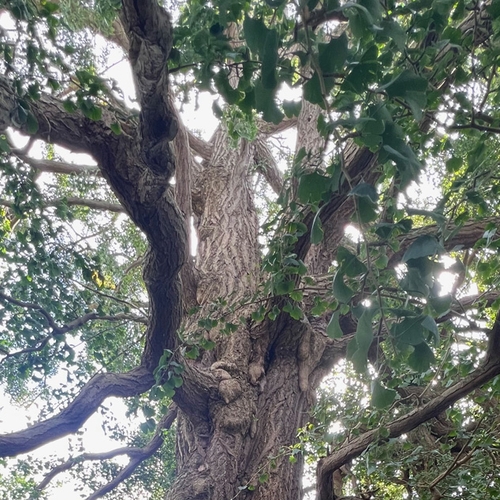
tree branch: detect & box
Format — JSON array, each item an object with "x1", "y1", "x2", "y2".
[
  {"x1": 316, "y1": 310, "x2": 500, "y2": 500},
  {"x1": 187, "y1": 130, "x2": 212, "y2": 161},
  {"x1": 0, "y1": 366, "x2": 155, "y2": 457},
  {"x1": 0, "y1": 75, "x2": 120, "y2": 158},
  {"x1": 253, "y1": 136, "x2": 284, "y2": 195},
  {"x1": 0, "y1": 197, "x2": 125, "y2": 213},
  {"x1": 384, "y1": 216, "x2": 500, "y2": 268},
  {"x1": 14, "y1": 154, "x2": 100, "y2": 176},
  {"x1": 36, "y1": 405, "x2": 177, "y2": 499},
  {"x1": 0, "y1": 290, "x2": 147, "y2": 361}
]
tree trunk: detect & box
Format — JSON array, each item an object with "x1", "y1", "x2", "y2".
[{"x1": 165, "y1": 122, "x2": 334, "y2": 500}]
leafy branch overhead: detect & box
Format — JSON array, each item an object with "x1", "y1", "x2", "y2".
[{"x1": 1, "y1": 0, "x2": 500, "y2": 499}]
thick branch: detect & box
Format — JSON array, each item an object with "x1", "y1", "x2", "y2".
[
  {"x1": 0, "y1": 197, "x2": 125, "y2": 213},
  {"x1": 0, "y1": 75, "x2": 119, "y2": 157},
  {"x1": 0, "y1": 366, "x2": 154, "y2": 457},
  {"x1": 188, "y1": 130, "x2": 212, "y2": 161},
  {"x1": 253, "y1": 136, "x2": 284, "y2": 195},
  {"x1": 316, "y1": 311, "x2": 500, "y2": 500},
  {"x1": 36, "y1": 405, "x2": 177, "y2": 500},
  {"x1": 387, "y1": 216, "x2": 500, "y2": 267},
  {"x1": 15, "y1": 154, "x2": 100, "y2": 176}
]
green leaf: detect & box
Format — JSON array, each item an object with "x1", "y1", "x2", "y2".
[
  {"x1": 342, "y1": 45, "x2": 379, "y2": 93},
  {"x1": 337, "y1": 246, "x2": 367, "y2": 277},
  {"x1": 243, "y1": 16, "x2": 267, "y2": 56},
  {"x1": 408, "y1": 342, "x2": 435, "y2": 372},
  {"x1": 349, "y1": 182, "x2": 378, "y2": 202},
  {"x1": 261, "y1": 29, "x2": 279, "y2": 89},
  {"x1": 406, "y1": 208, "x2": 446, "y2": 226},
  {"x1": 297, "y1": 172, "x2": 331, "y2": 204},
  {"x1": 403, "y1": 235, "x2": 444, "y2": 262},
  {"x1": 379, "y1": 69, "x2": 427, "y2": 97},
  {"x1": 355, "y1": 308, "x2": 374, "y2": 352},
  {"x1": 110, "y1": 122, "x2": 122, "y2": 135},
  {"x1": 275, "y1": 280, "x2": 295, "y2": 295},
  {"x1": 371, "y1": 380, "x2": 397, "y2": 409},
  {"x1": 377, "y1": 70, "x2": 427, "y2": 119},
  {"x1": 356, "y1": 197, "x2": 378, "y2": 223},
  {"x1": 283, "y1": 301, "x2": 303, "y2": 320},
  {"x1": 283, "y1": 100, "x2": 302, "y2": 118},
  {"x1": 446, "y1": 157, "x2": 462, "y2": 173},
  {"x1": 26, "y1": 112, "x2": 38, "y2": 134},
  {"x1": 378, "y1": 19, "x2": 406, "y2": 50},
  {"x1": 311, "y1": 211, "x2": 324, "y2": 244},
  {"x1": 333, "y1": 271, "x2": 354, "y2": 303},
  {"x1": 185, "y1": 346, "x2": 200, "y2": 359},
  {"x1": 349, "y1": 308, "x2": 374, "y2": 372},
  {"x1": 429, "y1": 295, "x2": 452, "y2": 317},
  {"x1": 318, "y1": 33, "x2": 349, "y2": 74},
  {"x1": 400, "y1": 266, "x2": 430, "y2": 297},
  {"x1": 255, "y1": 82, "x2": 283, "y2": 124},
  {"x1": 327, "y1": 311, "x2": 343, "y2": 338},
  {"x1": 421, "y1": 315, "x2": 439, "y2": 345},
  {"x1": 214, "y1": 70, "x2": 244, "y2": 104},
  {"x1": 393, "y1": 316, "x2": 425, "y2": 346},
  {"x1": 0, "y1": 135, "x2": 11, "y2": 153},
  {"x1": 304, "y1": 72, "x2": 335, "y2": 106}
]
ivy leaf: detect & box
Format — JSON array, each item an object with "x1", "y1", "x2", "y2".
[
  {"x1": 349, "y1": 308, "x2": 374, "y2": 372},
  {"x1": 275, "y1": 280, "x2": 295, "y2": 295},
  {"x1": 337, "y1": 246, "x2": 367, "y2": 277},
  {"x1": 261, "y1": 29, "x2": 279, "y2": 89},
  {"x1": 378, "y1": 19, "x2": 406, "y2": 50},
  {"x1": 400, "y1": 267, "x2": 430, "y2": 297},
  {"x1": 421, "y1": 315, "x2": 439, "y2": 345},
  {"x1": 243, "y1": 16, "x2": 267, "y2": 56},
  {"x1": 371, "y1": 380, "x2": 397, "y2": 409},
  {"x1": 446, "y1": 157, "x2": 462, "y2": 172},
  {"x1": 377, "y1": 70, "x2": 427, "y2": 119},
  {"x1": 26, "y1": 112, "x2": 39, "y2": 134},
  {"x1": 342, "y1": 45, "x2": 379, "y2": 93},
  {"x1": 283, "y1": 301, "x2": 303, "y2": 320},
  {"x1": 304, "y1": 72, "x2": 335, "y2": 106},
  {"x1": 378, "y1": 69, "x2": 427, "y2": 97},
  {"x1": 429, "y1": 294, "x2": 452, "y2": 317},
  {"x1": 333, "y1": 271, "x2": 354, "y2": 303},
  {"x1": 356, "y1": 197, "x2": 378, "y2": 223},
  {"x1": 0, "y1": 135, "x2": 10, "y2": 153},
  {"x1": 403, "y1": 235, "x2": 444, "y2": 262},
  {"x1": 255, "y1": 82, "x2": 283, "y2": 124},
  {"x1": 297, "y1": 172, "x2": 331, "y2": 204},
  {"x1": 110, "y1": 122, "x2": 122, "y2": 135},
  {"x1": 327, "y1": 311, "x2": 343, "y2": 338},
  {"x1": 349, "y1": 182, "x2": 378, "y2": 202},
  {"x1": 214, "y1": 70, "x2": 244, "y2": 104},
  {"x1": 283, "y1": 100, "x2": 302, "y2": 118},
  {"x1": 318, "y1": 33, "x2": 349, "y2": 74},
  {"x1": 356, "y1": 308, "x2": 374, "y2": 352},
  {"x1": 311, "y1": 211, "x2": 324, "y2": 244},
  {"x1": 408, "y1": 342, "x2": 435, "y2": 372},
  {"x1": 406, "y1": 208, "x2": 446, "y2": 226},
  {"x1": 393, "y1": 316, "x2": 425, "y2": 346}
]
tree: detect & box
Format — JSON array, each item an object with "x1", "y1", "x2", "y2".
[{"x1": 1, "y1": 0, "x2": 500, "y2": 498}]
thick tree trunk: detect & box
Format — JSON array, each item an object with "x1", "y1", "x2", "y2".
[{"x1": 165, "y1": 123, "x2": 332, "y2": 500}]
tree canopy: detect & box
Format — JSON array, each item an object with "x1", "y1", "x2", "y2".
[{"x1": 1, "y1": 0, "x2": 500, "y2": 499}]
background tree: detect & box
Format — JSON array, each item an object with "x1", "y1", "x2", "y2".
[{"x1": 1, "y1": 0, "x2": 500, "y2": 499}]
